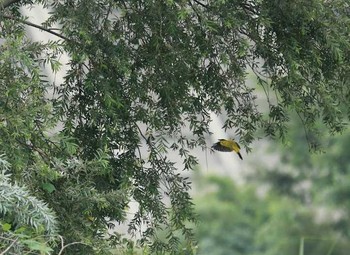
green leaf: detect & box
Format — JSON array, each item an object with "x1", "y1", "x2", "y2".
[
  {"x1": 22, "y1": 239, "x2": 53, "y2": 253},
  {"x1": 41, "y1": 182, "x2": 56, "y2": 193},
  {"x1": 2, "y1": 223, "x2": 11, "y2": 231}
]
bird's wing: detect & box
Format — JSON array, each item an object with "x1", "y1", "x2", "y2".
[
  {"x1": 212, "y1": 142, "x2": 232, "y2": 152},
  {"x1": 219, "y1": 139, "x2": 241, "y2": 149}
]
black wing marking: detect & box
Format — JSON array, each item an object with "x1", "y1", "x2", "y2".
[
  {"x1": 212, "y1": 142, "x2": 232, "y2": 152},
  {"x1": 236, "y1": 142, "x2": 241, "y2": 149}
]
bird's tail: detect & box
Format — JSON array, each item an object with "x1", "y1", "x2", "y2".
[{"x1": 237, "y1": 152, "x2": 243, "y2": 160}]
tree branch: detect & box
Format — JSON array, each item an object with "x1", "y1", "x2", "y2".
[
  {"x1": 192, "y1": 0, "x2": 208, "y2": 9},
  {"x1": 15, "y1": 137, "x2": 66, "y2": 173},
  {"x1": 2, "y1": 14, "x2": 71, "y2": 41},
  {"x1": 57, "y1": 235, "x2": 89, "y2": 255},
  {"x1": 0, "y1": 237, "x2": 18, "y2": 255},
  {"x1": 0, "y1": 0, "x2": 21, "y2": 9},
  {"x1": 188, "y1": 0, "x2": 203, "y2": 23}
]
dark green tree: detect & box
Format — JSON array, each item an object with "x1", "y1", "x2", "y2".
[
  {"x1": 1, "y1": 0, "x2": 349, "y2": 253},
  {"x1": 194, "y1": 174, "x2": 350, "y2": 255},
  {"x1": 245, "y1": 116, "x2": 350, "y2": 254}
]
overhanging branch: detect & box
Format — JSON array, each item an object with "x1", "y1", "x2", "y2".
[{"x1": 2, "y1": 14, "x2": 71, "y2": 41}]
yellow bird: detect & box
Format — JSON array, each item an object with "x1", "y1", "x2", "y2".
[{"x1": 212, "y1": 139, "x2": 243, "y2": 160}]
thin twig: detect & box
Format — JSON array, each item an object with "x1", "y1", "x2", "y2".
[
  {"x1": 59, "y1": 241, "x2": 88, "y2": 255},
  {"x1": 0, "y1": 236, "x2": 17, "y2": 242},
  {"x1": 192, "y1": 0, "x2": 208, "y2": 8},
  {"x1": 295, "y1": 109, "x2": 313, "y2": 151},
  {"x1": 135, "y1": 124, "x2": 172, "y2": 191},
  {"x1": 101, "y1": 2, "x2": 113, "y2": 31},
  {"x1": 188, "y1": 0, "x2": 202, "y2": 24}
]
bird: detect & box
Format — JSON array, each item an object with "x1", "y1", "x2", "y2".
[{"x1": 212, "y1": 139, "x2": 243, "y2": 160}]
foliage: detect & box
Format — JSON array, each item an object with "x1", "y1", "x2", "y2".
[
  {"x1": 0, "y1": 0, "x2": 349, "y2": 253},
  {"x1": 0, "y1": 169, "x2": 57, "y2": 236},
  {"x1": 0, "y1": 157, "x2": 56, "y2": 254}
]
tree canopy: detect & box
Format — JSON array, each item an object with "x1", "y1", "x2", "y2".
[{"x1": 0, "y1": 0, "x2": 349, "y2": 254}]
